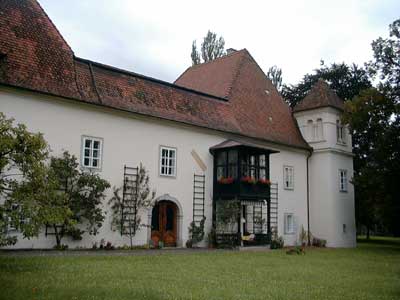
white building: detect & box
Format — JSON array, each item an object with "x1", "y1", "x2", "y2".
[{"x1": 0, "y1": 0, "x2": 355, "y2": 248}]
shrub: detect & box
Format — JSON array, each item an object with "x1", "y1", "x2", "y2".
[
  {"x1": 186, "y1": 239, "x2": 193, "y2": 248},
  {"x1": 53, "y1": 244, "x2": 68, "y2": 250},
  {"x1": 270, "y1": 236, "x2": 284, "y2": 249},
  {"x1": 286, "y1": 246, "x2": 305, "y2": 255},
  {"x1": 312, "y1": 237, "x2": 327, "y2": 247}
]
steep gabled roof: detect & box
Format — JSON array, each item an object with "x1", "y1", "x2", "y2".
[
  {"x1": 293, "y1": 79, "x2": 344, "y2": 112},
  {"x1": 175, "y1": 50, "x2": 309, "y2": 149},
  {"x1": 175, "y1": 50, "x2": 246, "y2": 99},
  {"x1": 0, "y1": 0, "x2": 310, "y2": 150}
]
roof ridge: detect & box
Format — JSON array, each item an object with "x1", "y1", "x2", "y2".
[{"x1": 184, "y1": 48, "x2": 246, "y2": 71}]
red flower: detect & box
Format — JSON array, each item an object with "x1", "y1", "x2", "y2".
[
  {"x1": 258, "y1": 178, "x2": 271, "y2": 185},
  {"x1": 241, "y1": 176, "x2": 256, "y2": 184},
  {"x1": 218, "y1": 177, "x2": 234, "y2": 184}
]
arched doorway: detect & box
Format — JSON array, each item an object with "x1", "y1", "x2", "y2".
[{"x1": 151, "y1": 200, "x2": 179, "y2": 247}]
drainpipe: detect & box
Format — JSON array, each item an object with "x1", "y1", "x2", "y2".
[{"x1": 306, "y1": 149, "x2": 313, "y2": 246}]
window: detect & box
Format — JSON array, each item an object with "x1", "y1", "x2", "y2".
[
  {"x1": 284, "y1": 213, "x2": 295, "y2": 234},
  {"x1": 336, "y1": 120, "x2": 346, "y2": 144},
  {"x1": 307, "y1": 120, "x2": 314, "y2": 141},
  {"x1": 82, "y1": 136, "x2": 102, "y2": 169},
  {"x1": 339, "y1": 169, "x2": 348, "y2": 192},
  {"x1": 316, "y1": 118, "x2": 323, "y2": 140},
  {"x1": 160, "y1": 146, "x2": 176, "y2": 177},
  {"x1": 283, "y1": 166, "x2": 294, "y2": 190}
]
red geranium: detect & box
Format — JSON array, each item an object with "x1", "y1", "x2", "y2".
[
  {"x1": 241, "y1": 176, "x2": 256, "y2": 184},
  {"x1": 258, "y1": 178, "x2": 271, "y2": 185},
  {"x1": 218, "y1": 177, "x2": 234, "y2": 184}
]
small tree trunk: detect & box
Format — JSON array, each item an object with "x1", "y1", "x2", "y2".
[{"x1": 54, "y1": 225, "x2": 61, "y2": 247}]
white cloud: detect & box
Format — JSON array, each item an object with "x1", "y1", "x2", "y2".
[{"x1": 39, "y1": 0, "x2": 399, "y2": 85}]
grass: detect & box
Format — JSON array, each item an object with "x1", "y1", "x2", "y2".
[{"x1": 0, "y1": 237, "x2": 399, "y2": 300}]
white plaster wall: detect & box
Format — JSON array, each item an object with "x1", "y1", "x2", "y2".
[
  {"x1": 294, "y1": 107, "x2": 356, "y2": 248},
  {"x1": 1, "y1": 87, "x2": 309, "y2": 248}
]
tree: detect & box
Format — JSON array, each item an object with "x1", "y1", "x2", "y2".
[
  {"x1": 281, "y1": 62, "x2": 372, "y2": 108},
  {"x1": 191, "y1": 30, "x2": 226, "y2": 65},
  {"x1": 342, "y1": 88, "x2": 399, "y2": 236},
  {"x1": 0, "y1": 113, "x2": 48, "y2": 246},
  {"x1": 191, "y1": 41, "x2": 201, "y2": 66},
  {"x1": 267, "y1": 65, "x2": 283, "y2": 91},
  {"x1": 43, "y1": 152, "x2": 110, "y2": 247},
  {"x1": 350, "y1": 18, "x2": 400, "y2": 237},
  {"x1": 109, "y1": 163, "x2": 155, "y2": 248},
  {"x1": 368, "y1": 19, "x2": 400, "y2": 104}
]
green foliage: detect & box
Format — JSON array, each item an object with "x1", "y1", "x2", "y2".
[
  {"x1": 216, "y1": 200, "x2": 239, "y2": 233},
  {"x1": 0, "y1": 112, "x2": 49, "y2": 246},
  {"x1": 191, "y1": 30, "x2": 226, "y2": 65},
  {"x1": 191, "y1": 41, "x2": 200, "y2": 66},
  {"x1": 108, "y1": 164, "x2": 155, "y2": 239},
  {"x1": 368, "y1": 19, "x2": 400, "y2": 104},
  {"x1": 270, "y1": 232, "x2": 284, "y2": 249},
  {"x1": 267, "y1": 65, "x2": 283, "y2": 91},
  {"x1": 41, "y1": 151, "x2": 110, "y2": 247},
  {"x1": 188, "y1": 216, "x2": 206, "y2": 246},
  {"x1": 342, "y1": 88, "x2": 400, "y2": 236},
  {"x1": 281, "y1": 62, "x2": 371, "y2": 107},
  {"x1": 312, "y1": 237, "x2": 327, "y2": 247}
]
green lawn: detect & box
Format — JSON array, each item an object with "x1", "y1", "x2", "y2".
[{"x1": 0, "y1": 238, "x2": 399, "y2": 300}]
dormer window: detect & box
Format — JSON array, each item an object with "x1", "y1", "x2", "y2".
[{"x1": 336, "y1": 120, "x2": 346, "y2": 144}]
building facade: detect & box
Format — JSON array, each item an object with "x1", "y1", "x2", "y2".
[{"x1": 0, "y1": 0, "x2": 355, "y2": 248}]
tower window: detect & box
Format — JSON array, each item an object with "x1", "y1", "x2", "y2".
[{"x1": 336, "y1": 120, "x2": 346, "y2": 144}]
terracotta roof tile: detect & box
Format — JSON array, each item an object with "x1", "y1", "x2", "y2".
[
  {"x1": 293, "y1": 79, "x2": 344, "y2": 112},
  {"x1": 0, "y1": 0, "x2": 310, "y2": 150}
]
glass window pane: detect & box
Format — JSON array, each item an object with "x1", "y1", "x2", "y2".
[
  {"x1": 260, "y1": 168, "x2": 266, "y2": 180},
  {"x1": 259, "y1": 155, "x2": 266, "y2": 167},
  {"x1": 84, "y1": 149, "x2": 90, "y2": 157},
  {"x1": 84, "y1": 158, "x2": 90, "y2": 166},
  {"x1": 217, "y1": 166, "x2": 225, "y2": 179},
  {"x1": 85, "y1": 139, "x2": 92, "y2": 148},
  {"x1": 93, "y1": 150, "x2": 98, "y2": 158},
  {"x1": 93, "y1": 140, "x2": 100, "y2": 149},
  {"x1": 217, "y1": 151, "x2": 227, "y2": 165},
  {"x1": 92, "y1": 159, "x2": 98, "y2": 167},
  {"x1": 228, "y1": 165, "x2": 237, "y2": 179},
  {"x1": 228, "y1": 150, "x2": 237, "y2": 164},
  {"x1": 170, "y1": 150, "x2": 175, "y2": 159}
]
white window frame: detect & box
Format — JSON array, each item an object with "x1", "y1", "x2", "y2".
[
  {"x1": 336, "y1": 120, "x2": 346, "y2": 144},
  {"x1": 339, "y1": 169, "x2": 348, "y2": 192},
  {"x1": 283, "y1": 165, "x2": 294, "y2": 190},
  {"x1": 284, "y1": 213, "x2": 295, "y2": 234},
  {"x1": 159, "y1": 146, "x2": 177, "y2": 177},
  {"x1": 81, "y1": 136, "x2": 103, "y2": 170}
]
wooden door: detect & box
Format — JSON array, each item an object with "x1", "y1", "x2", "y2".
[{"x1": 151, "y1": 201, "x2": 177, "y2": 247}]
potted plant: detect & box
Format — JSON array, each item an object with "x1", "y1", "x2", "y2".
[
  {"x1": 257, "y1": 178, "x2": 271, "y2": 186},
  {"x1": 240, "y1": 176, "x2": 256, "y2": 184}
]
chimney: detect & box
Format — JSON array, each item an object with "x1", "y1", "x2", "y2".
[{"x1": 226, "y1": 48, "x2": 237, "y2": 55}]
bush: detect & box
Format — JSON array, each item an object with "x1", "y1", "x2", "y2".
[
  {"x1": 53, "y1": 244, "x2": 68, "y2": 250},
  {"x1": 312, "y1": 237, "x2": 327, "y2": 247},
  {"x1": 186, "y1": 239, "x2": 193, "y2": 248},
  {"x1": 270, "y1": 236, "x2": 284, "y2": 249},
  {"x1": 286, "y1": 246, "x2": 305, "y2": 255}
]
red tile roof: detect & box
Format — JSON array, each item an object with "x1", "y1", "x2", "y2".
[
  {"x1": 0, "y1": 0, "x2": 310, "y2": 150},
  {"x1": 293, "y1": 79, "x2": 344, "y2": 112}
]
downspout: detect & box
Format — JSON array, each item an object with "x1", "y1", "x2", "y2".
[{"x1": 306, "y1": 149, "x2": 313, "y2": 246}]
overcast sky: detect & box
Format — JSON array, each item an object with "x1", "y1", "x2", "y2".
[{"x1": 39, "y1": 0, "x2": 399, "y2": 85}]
